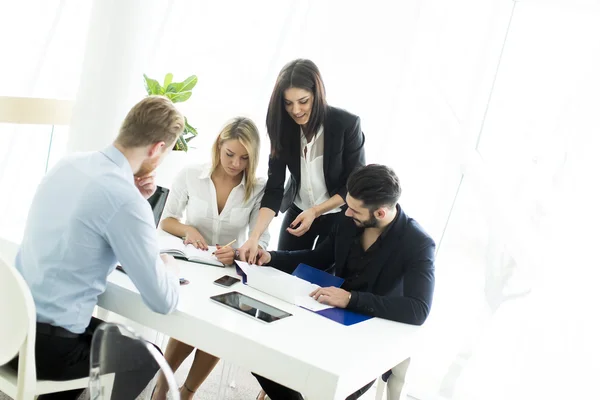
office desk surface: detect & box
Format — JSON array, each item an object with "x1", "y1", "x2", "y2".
[{"x1": 97, "y1": 260, "x2": 418, "y2": 399}]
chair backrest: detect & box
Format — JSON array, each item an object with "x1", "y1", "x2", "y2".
[
  {"x1": 0, "y1": 238, "x2": 36, "y2": 366},
  {"x1": 147, "y1": 185, "x2": 170, "y2": 228},
  {"x1": 89, "y1": 322, "x2": 180, "y2": 400}
]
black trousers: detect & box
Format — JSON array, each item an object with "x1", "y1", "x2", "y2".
[
  {"x1": 278, "y1": 204, "x2": 342, "y2": 251},
  {"x1": 8, "y1": 317, "x2": 159, "y2": 400},
  {"x1": 254, "y1": 373, "x2": 375, "y2": 400}
]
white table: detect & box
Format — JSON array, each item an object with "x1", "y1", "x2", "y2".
[{"x1": 97, "y1": 260, "x2": 419, "y2": 399}]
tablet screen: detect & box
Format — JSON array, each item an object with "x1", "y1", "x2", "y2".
[{"x1": 210, "y1": 291, "x2": 292, "y2": 323}]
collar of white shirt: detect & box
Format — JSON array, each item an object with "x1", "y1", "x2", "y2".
[
  {"x1": 300, "y1": 125, "x2": 324, "y2": 146},
  {"x1": 197, "y1": 164, "x2": 247, "y2": 187},
  {"x1": 100, "y1": 145, "x2": 135, "y2": 184}
]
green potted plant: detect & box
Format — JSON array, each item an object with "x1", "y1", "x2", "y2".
[{"x1": 143, "y1": 73, "x2": 198, "y2": 151}]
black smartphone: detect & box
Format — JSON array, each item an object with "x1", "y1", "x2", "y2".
[{"x1": 214, "y1": 275, "x2": 241, "y2": 288}]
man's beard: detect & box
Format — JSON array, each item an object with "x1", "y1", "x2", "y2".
[
  {"x1": 353, "y1": 212, "x2": 378, "y2": 228},
  {"x1": 135, "y1": 159, "x2": 157, "y2": 178}
]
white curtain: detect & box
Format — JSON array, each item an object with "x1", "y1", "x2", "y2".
[
  {"x1": 1, "y1": 0, "x2": 598, "y2": 399},
  {"x1": 0, "y1": 0, "x2": 92, "y2": 241}
]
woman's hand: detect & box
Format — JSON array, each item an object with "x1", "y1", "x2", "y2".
[
  {"x1": 286, "y1": 207, "x2": 318, "y2": 237},
  {"x1": 213, "y1": 245, "x2": 235, "y2": 265},
  {"x1": 183, "y1": 227, "x2": 209, "y2": 250},
  {"x1": 238, "y1": 237, "x2": 260, "y2": 264}
]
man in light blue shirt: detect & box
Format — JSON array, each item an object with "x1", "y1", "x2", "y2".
[{"x1": 9, "y1": 96, "x2": 183, "y2": 400}]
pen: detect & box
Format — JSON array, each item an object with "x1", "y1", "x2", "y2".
[
  {"x1": 212, "y1": 239, "x2": 237, "y2": 254},
  {"x1": 221, "y1": 239, "x2": 237, "y2": 248}
]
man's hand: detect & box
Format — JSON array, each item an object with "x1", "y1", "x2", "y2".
[
  {"x1": 309, "y1": 287, "x2": 351, "y2": 308},
  {"x1": 287, "y1": 207, "x2": 318, "y2": 237},
  {"x1": 255, "y1": 248, "x2": 272, "y2": 266},
  {"x1": 213, "y1": 245, "x2": 235, "y2": 265},
  {"x1": 160, "y1": 253, "x2": 180, "y2": 275},
  {"x1": 160, "y1": 253, "x2": 175, "y2": 264},
  {"x1": 135, "y1": 173, "x2": 157, "y2": 199},
  {"x1": 183, "y1": 227, "x2": 208, "y2": 250}
]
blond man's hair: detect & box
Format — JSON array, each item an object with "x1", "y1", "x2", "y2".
[
  {"x1": 116, "y1": 96, "x2": 185, "y2": 148},
  {"x1": 211, "y1": 117, "x2": 261, "y2": 202}
]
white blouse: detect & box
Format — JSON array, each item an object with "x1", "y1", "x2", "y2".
[
  {"x1": 161, "y1": 163, "x2": 270, "y2": 249},
  {"x1": 294, "y1": 126, "x2": 341, "y2": 214}
]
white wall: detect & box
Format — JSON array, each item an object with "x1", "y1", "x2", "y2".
[{"x1": 0, "y1": 1, "x2": 598, "y2": 399}]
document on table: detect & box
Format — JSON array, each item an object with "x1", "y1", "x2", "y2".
[{"x1": 236, "y1": 261, "x2": 332, "y2": 311}]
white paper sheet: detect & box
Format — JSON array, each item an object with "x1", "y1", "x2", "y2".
[{"x1": 235, "y1": 261, "x2": 333, "y2": 310}]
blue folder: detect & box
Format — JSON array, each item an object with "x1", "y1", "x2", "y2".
[
  {"x1": 292, "y1": 263, "x2": 344, "y2": 288},
  {"x1": 316, "y1": 307, "x2": 373, "y2": 326},
  {"x1": 234, "y1": 262, "x2": 373, "y2": 326},
  {"x1": 292, "y1": 263, "x2": 373, "y2": 326},
  {"x1": 234, "y1": 262, "x2": 247, "y2": 284}
]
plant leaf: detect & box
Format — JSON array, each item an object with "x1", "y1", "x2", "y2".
[
  {"x1": 174, "y1": 135, "x2": 188, "y2": 152},
  {"x1": 179, "y1": 75, "x2": 198, "y2": 92},
  {"x1": 163, "y1": 73, "x2": 173, "y2": 88},
  {"x1": 143, "y1": 74, "x2": 161, "y2": 95},
  {"x1": 170, "y1": 91, "x2": 192, "y2": 103},
  {"x1": 165, "y1": 83, "x2": 178, "y2": 93},
  {"x1": 165, "y1": 75, "x2": 197, "y2": 94},
  {"x1": 184, "y1": 118, "x2": 198, "y2": 136}
]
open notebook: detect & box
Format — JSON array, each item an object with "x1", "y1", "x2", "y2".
[{"x1": 158, "y1": 232, "x2": 224, "y2": 267}]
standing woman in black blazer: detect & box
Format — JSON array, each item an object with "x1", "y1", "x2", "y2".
[{"x1": 238, "y1": 59, "x2": 366, "y2": 263}]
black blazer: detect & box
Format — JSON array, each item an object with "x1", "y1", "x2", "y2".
[
  {"x1": 269, "y1": 205, "x2": 436, "y2": 325},
  {"x1": 261, "y1": 106, "x2": 366, "y2": 214}
]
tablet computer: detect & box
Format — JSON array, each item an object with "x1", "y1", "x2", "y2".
[{"x1": 210, "y1": 291, "x2": 292, "y2": 323}]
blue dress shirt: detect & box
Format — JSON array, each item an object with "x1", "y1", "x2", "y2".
[{"x1": 16, "y1": 145, "x2": 179, "y2": 333}]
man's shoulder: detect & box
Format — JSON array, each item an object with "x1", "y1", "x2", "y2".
[
  {"x1": 401, "y1": 215, "x2": 436, "y2": 255},
  {"x1": 80, "y1": 164, "x2": 141, "y2": 210}
]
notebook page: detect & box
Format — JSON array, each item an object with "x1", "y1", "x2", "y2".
[
  {"x1": 184, "y1": 245, "x2": 223, "y2": 266},
  {"x1": 158, "y1": 232, "x2": 186, "y2": 255}
]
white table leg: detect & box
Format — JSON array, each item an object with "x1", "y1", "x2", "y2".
[
  {"x1": 216, "y1": 361, "x2": 234, "y2": 400},
  {"x1": 387, "y1": 357, "x2": 411, "y2": 400}
]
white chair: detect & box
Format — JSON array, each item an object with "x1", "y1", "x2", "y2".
[{"x1": 0, "y1": 238, "x2": 88, "y2": 399}]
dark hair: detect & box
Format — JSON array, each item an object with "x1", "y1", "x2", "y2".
[
  {"x1": 266, "y1": 59, "x2": 328, "y2": 157},
  {"x1": 347, "y1": 164, "x2": 401, "y2": 210}
]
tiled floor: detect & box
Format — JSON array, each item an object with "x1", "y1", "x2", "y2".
[
  {"x1": 0, "y1": 355, "x2": 261, "y2": 399},
  {"x1": 1, "y1": 354, "x2": 387, "y2": 399}
]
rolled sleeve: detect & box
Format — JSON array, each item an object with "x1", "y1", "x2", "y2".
[{"x1": 105, "y1": 199, "x2": 179, "y2": 314}]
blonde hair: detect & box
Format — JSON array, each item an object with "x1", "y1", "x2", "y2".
[
  {"x1": 116, "y1": 96, "x2": 184, "y2": 148},
  {"x1": 211, "y1": 117, "x2": 261, "y2": 202}
]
